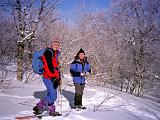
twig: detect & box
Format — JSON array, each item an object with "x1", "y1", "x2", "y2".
[{"x1": 93, "y1": 94, "x2": 117, "y2": 112}]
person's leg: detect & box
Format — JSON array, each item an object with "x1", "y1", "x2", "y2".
[
  {"x1": 33, "y1": 99, "x2": 47, "y2": 114},
  {"x1": 78, "y1": 84, "x2": 86, "y2": 109},
  {"x1": 42, "y1": 78, "x2": 57, "y2": 113},
  {"x1": 43, "y1": 77, "x2": 57, "y2": 104},
  {"x1": 79, "y1": 84, "x2": 85, "y2": 106},
  {"x1": 74, "y1": 84, "x2": 83, "y2": 107},
  {"x1": 33, "y1": 78, "x2": 52, "y2": 114}
]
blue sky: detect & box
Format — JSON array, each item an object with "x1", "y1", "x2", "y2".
[
  {"x1": 57, "y1": 0, "x2": 111, "y2": 24},
  {"x1": 0, "y1": 0, "x2": 111, "y2": 24}
]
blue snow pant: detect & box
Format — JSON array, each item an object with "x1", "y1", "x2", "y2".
[{"x1": 43, "y1": 77, "x2": 57, "y2": 105}]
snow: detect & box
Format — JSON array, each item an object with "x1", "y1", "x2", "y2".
[{"x1": 0, "y1": 71, "x2": 160, "y2": 120}]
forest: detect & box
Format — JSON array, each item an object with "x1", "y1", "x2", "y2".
[{"x1": 0, "y1": 0, "x2": 160, "y2": 101}]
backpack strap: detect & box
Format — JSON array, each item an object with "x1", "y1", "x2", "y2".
[{"x1": 45, "y1": 48, "x2": 54, "y2": 57}]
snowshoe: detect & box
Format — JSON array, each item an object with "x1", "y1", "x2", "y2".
[
  {"x1": 79, "y1": 105, "x2": 86, "y2": 109},
  {"x1": 72, "y1": 105, "x2": 81, "y2": 111},
  {"x1": 33, "y1": 106, "x2": 43, "y2": 115},
  {"x1": 49, "y1": 111, "x2": 62, "y2": 116}
]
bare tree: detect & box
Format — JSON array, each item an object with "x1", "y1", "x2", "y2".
[
  {"x1": 1, "y1": 0, "x2": 60, "y2": 81},
  {"x1": 99, "y1": 0, "x2": 160, "y2": 96}
]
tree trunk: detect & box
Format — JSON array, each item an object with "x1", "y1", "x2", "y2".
[
  {"x1": 16, "y1": 0, "x2": 25, "y2": 81},
  {"x1": 28, "y1": 40, "x2": 32, "y2": 64},
  {"x1": 17, "y1": 41, "x2": 24, "y2": 81}
]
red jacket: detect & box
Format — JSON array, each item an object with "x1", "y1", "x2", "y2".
[{"x1": 41, "y1": 48, "x2": 60, "y2": 80}]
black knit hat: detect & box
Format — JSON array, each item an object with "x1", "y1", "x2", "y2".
[
  {"x1": 75, "y1": 48, "x2": 85, "y2": 59},
  {"x1": 78, "y1": 48, "x2": 85, "y2": 55}
]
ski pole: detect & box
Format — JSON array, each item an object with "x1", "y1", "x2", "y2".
[{"x1": 60, "y1": 79, "x2": 62, "y2": 109}]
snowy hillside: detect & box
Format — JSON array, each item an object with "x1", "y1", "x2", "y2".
[{"x1": 0, "y1": 72, "x2": 160, "y2": 120}]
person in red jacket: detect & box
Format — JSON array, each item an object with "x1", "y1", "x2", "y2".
[{"x1": 33, "y1": 38, "x2": 61, "y2": 116}]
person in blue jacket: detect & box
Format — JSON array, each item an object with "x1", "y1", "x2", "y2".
[{"x1": 70, "y1": 48, "x2": 91, "y2": 109}]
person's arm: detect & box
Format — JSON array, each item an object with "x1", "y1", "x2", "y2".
[
  {"x1": 83, "y1": 61, "x2": 91, "y2": 77},
  {"x1": 86, "y1": 61, "x2": 91, "y2": 73},
  {"x1": 70, "y1": 63, "x2": 81, "y2": 77}
]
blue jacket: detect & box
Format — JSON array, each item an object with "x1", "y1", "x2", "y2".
[{"x1": 70, "y1": 58, "x2": 91, "y2": 84}]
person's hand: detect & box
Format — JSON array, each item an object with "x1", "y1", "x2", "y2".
[
  {"x1": 84, "y1": 72, "x2": 90, "y2": 76},
  {"x1": 80, "y1": 72, "x2": 85, "y2": 76},
  {"x1": 53, "y1": 80, "x2": 58, "y2": 89}
]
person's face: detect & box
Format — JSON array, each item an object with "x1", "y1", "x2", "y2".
[
  {"x1": 79, "y1": 53, "x2": 85, "y2": 60},
  {"x1": 51, "y1": 42, "x2": 60, "y2": 51}
]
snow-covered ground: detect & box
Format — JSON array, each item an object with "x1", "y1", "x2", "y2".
[{"x1": 0, "y1": 65, "x2": 160, "y2": 120}]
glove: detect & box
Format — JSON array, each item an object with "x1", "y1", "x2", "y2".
[
  {"x1": 51, "y1": 74, "x2": 61, "y2": 89},
  {"x1": 51, "y1": 79, "x2": 58, "y2": 89}
]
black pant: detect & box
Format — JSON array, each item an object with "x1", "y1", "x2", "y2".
[{"x1": 74, "y1": 83, "x2": 85, "y2": 106}]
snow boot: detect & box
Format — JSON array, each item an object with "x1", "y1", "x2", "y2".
[
  {"x1": 72, "y1": 105, "x2": 80, "y2": 111},
  {"x1": 33, "y1": 99, "x2": 47, "y2": 115},
  {"x1": 48, "y1": 104, "x2": 62, "y2": 116},
  {"x1": 79, "y1": 105, "x2": 86, "y2": 109},
  {"x1": 72, "y1": 105, "x2": 79, "y2": 109}
]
